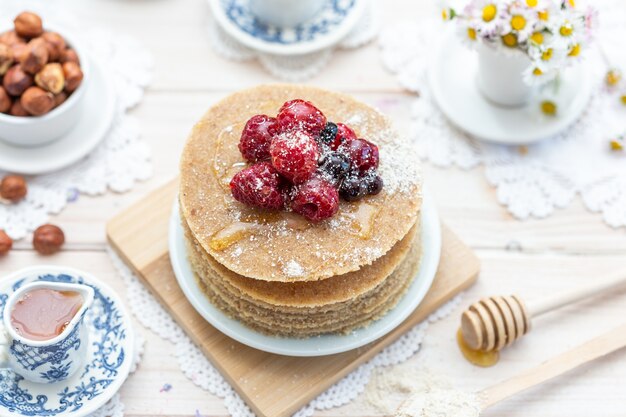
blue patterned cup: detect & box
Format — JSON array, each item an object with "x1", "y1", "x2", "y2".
[
  {"x1": 0, "y1": 281, "x2": 94, "y2": 384},
  {"x1": 249, "y1": 0, "x2": 325, "y2": 27}
]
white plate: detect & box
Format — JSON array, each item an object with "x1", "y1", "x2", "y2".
[
  {"x1": 0, "y1": 266, "x2": 134, "y2": 417},
  {"x1": 208, "y1": 0, "x2": 366, "y2": 56},
  {"x1": 169, "y1": 191, "x2": 441, "y2": 357},
  {"x1": 0, "y1": 59, "x2": 116, "y2": 175},
  {"x1": 428, "y1": 33, "x2": 593, "y2": 145}
]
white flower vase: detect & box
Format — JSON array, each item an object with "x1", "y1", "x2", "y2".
[{"x1": 476, "y1": 43, "x2": 534, "y2": 107}]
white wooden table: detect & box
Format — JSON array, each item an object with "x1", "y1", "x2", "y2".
[{"x1": 2, "y1": 0, "x2": 625, "y2": 415}]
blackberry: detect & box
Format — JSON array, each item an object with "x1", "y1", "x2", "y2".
[
  {"x1": 366, "y1": 174, "x2": 384, "y2": 195},
  {"x1": 318, "y1": 151, "x2": 351, "y2": 181},
  {"x1": 339, "y1": 175, "x2": 368, "y2": 202},
  {"x1": 318, "y1": 122, "x2": 340, "y2": 149}
]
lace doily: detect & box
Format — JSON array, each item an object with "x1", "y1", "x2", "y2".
[
  {"x1": 0, "y1": 3, "x2": 153, "y2": 240},
  {"x1": 108, "y1": 246, "x2": 462, "y2": 417},
  {"x1": 207, "y1": 1, "x2": 379, "y2": 81},
  {"x1": 379, "y1": 0, "x2": 626, "y2": 228}
]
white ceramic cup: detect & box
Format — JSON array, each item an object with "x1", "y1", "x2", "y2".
[
  {"x1": 0, "y1": 281, "x2": 94, "y2": 384},
  {"x1": 0, "y1": 23, "x2": 90, "y2": 147},
  {"x1": 476, "y1": 43, "x2": 534, "y2": 107},
  {"x1": 249, "y1": 0, "x2": 326, "y2": 27}
]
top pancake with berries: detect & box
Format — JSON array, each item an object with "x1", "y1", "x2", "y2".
[
  {"x1": 231, "y1": 99, "x2": 384, "y2": 223},
  {"x1": 179, "y1": 85, "x2": 422, "y2": 282}
]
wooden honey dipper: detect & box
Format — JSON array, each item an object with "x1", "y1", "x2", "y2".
[{"x1": 461, "y1": 268, "x2": 626, "y2": 352}]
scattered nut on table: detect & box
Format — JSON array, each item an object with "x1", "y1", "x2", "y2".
[
  {"x1": 0, "y1": 230, "x2": 12, "y2": 255},
  {"x1": 33, "y1": 224, "x2": 65, "y2": 255},
  {"x1": 0, "y1": 11, "x2": 84, "y2": 117},
  {"x1": 0, "y1": 174, "x2": 28, "y2": 202}
]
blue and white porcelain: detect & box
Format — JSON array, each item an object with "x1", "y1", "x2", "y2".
[
  {"x1": 1, "y1": 281, "x2": 95, "y2": 384},
  {"x1": 0, "y1": 266, "x2": 134, "y2": 417},
  {"x1": 249, "y1": 0, "x2": 325, "y2": 28},
  {"x1": 208, "y1": 0, "x2": 366, "y2": 55}
]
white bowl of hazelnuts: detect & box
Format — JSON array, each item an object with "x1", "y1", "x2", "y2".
[{"x1": 0, "y1": 12, "x2": 88, "y2": 147}]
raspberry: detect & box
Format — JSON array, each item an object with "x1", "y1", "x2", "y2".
[
  {"x1": 335, "y1": 123, "x2": 357, "y2": 145},
  {"x1": 270, "y1": 130, "x2": 320, "y2": 184},
  {"x1": 230, "y1": 162, "x2": 285, "y2": 210},
  {"x1": 239, "y1": 114, "x2": 279, "y2": 162},
  {"x1": 340, "y1": 138, "x2": 379, "y2": 172},
  {"x1": 277, "y1": 99, "x2": 327, "y2": 136},
  {"x1": 291, "y1": 176, "x2": 340, "y2": 222}
]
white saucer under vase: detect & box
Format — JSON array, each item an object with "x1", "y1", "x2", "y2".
[
  {"x1": 168, "y1": 190, "x2": 441, "y2": 357},
  {"x1": 0, "y1": 58, "x2": 116, "y2": 175},
  {"x1": 428, "y1": 33, "x2": 593, "y2": 145}
]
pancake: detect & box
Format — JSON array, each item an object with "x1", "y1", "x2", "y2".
[
  {"x1": 186, "y1": 221, "x2": 423, "y2": 337},
  {"x1": 179, "y1": 84, "x2": 422, "y2": 282}
]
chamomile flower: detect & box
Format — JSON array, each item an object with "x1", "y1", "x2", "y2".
[
  {"x1": 502, "y1": 5, "x2": 536, "y2": 42},
  {"x1": 470, "y1": 0, "x2": 505, "y2": 35},
  {"x1": 561, "y1": 0, "x2": 577, "y2": 10},
  {"x1": 528, "y1": 36, "x2": 566, "y2": 66},
  {"x1": 458, "y1": 20, "x2": 481, "y2": 46},
  {"x1": 553, "y1": 14, "x2": 584, "y2": 40},
  {"x1": 582, "y1": 6, "x2": 599, "y2": 41},
  {"x1": 564, "y1": 39, "x2": 586, "y2": 62},
  {"x1": 534, "y1": 1, "x2": 559, "y2": 30},
  {"x1": 523, "y1": 62, "x2": 557, "y2": 86},
  {"x1": 523, "y1": 0, "x2": 549, "y2": 9}
]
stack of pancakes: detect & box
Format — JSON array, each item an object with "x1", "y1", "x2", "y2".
[{"x1": 179, "y1": 85, "x2": 423, "y2": 337}]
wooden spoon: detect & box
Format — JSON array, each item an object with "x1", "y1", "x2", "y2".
[
  {"x1": 397, "y1": 323, "x2": 626, "y2": 417},
  {"x1": 461, "y1": 269, "x2": 626, "y2": 352},
  {"x1": 480, "y1": 322, "x2": 626, "y2": 409}
]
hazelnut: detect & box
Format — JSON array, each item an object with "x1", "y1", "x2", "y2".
[
  {"x1": 0, "y1": 87, "x2": 11, "y2": 113},
  {"x1": 14, "y1": 12, "x2": 43, "y2": 39},
  {"x1": 21, "y1": 86, "x2": 54, "y2": 116},
  {"x1": 53, "y1": 91, "x2": 68, "y2": 109},
  {"x1": 60, "y1": 48, "x2": 79, "y2": 65},
  {"x1": 10, "y1": 98, "x2": 30, "y2": 117},
  {"x1": 62, "y1": 61, "x2": 83, "y2": 92},
  {"x1": 0, "y1": 43, "x2": 13, "y2": 75},
  {"x1": 33, "y1": 224, "x2": 65, "y2": 255},
  {"x1": 41, "y1": 32, "x2": 66, "y2": 62},
  {"x1": 10, "y1": 42, "x2": 27, "y2": 62},
  {"x1": 19, "y1": 38, "x2": 49, "y2": 74},
  {"x1": 35, "y1": 63, "x2": 65, "y2": 94},
  {"x1": 2, "y1": 65, "x2": 33, "y2": 96},
  {"x1": 0, "y1": 175, "x2": 28, "y2": 202},
  {"x1": 0, "y1": 30, "x2": 25, "y2": 46},
  {"x1": 0, "y1": 230, "x2": 12, "y2": 256}
]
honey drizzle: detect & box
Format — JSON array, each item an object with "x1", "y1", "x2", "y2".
[{"x1": 456, "y1": 328, "x2": 500, "y2": 367}]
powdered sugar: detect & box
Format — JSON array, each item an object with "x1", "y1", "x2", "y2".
[
  {"x1": 396, "y1": 389, "x2": 480, "y2": 417},
  {"x1": 366, "y1": 366, "x2": 480, "y2": 417},
  {"x1": 283, "y1": 260, "x2": 305, "y2": 277}
]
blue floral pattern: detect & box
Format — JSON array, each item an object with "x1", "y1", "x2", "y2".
[
  {"x1": 0, "y1": 274, "x2": 132, "y2": 417},
  {"x1": 222, "y1": 0, "x2": 357, "y2": 44},
  {"x1": 10, "y1": 323, "x2": 81, "y2": 372}
]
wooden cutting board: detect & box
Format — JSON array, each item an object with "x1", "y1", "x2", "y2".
[{"x1": 107, "y1": 179, "x2": 480, "y2": 417}]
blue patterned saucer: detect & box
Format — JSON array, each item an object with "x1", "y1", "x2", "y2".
[
  {"x1": 208, "y1": 0, "x2": 366, "y2": 55},
  {"x1": 0, "y1": 267, "x2": 134, "y2": 417}
]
